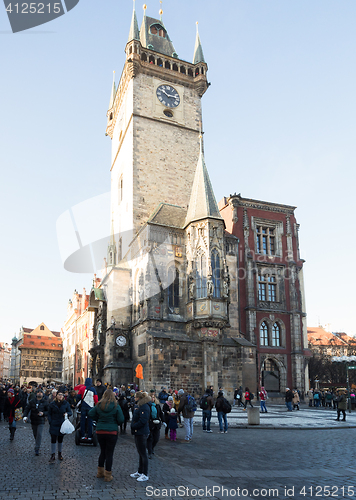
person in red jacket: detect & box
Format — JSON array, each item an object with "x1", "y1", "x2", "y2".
[
  {"x1": 4, "y1": 388, "x2": 22, "y2": 440},
  {"x1": 259, "y1": 387, "x2": 268, "y2": 413},
  {"x1": 243, "y1": 387, "x2": 254, "y2": 409}
]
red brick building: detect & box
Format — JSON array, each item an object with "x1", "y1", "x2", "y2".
[{"x1": 219, "y1": 194, "x2": 309, "y2": 394}]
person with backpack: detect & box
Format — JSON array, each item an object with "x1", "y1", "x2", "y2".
[
  {"x1": 243, "y1": 387, "x2": 254, "y2": 409},
  {"x1": 78, "y1": 378, "x2": 98, "y2": 440},
  {"x1": 177, "y1": 389, "x2": 196, "y2": 442},
  {"x1": 215, "y1": 391, "x2": 231, "y2": 433},
  {"x1": 200, "y1": 388, "x2": 214, "y2": 433},
  {"x1": 147, "y1": 393, "x2": 163, "y2": 458}
]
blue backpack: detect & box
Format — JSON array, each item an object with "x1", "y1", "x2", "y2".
[{"x1": 186, "y1": 395, "x2": 197, "y2": 412}]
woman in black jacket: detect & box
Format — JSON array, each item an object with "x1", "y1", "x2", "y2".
[
  {"x1": 47, "y1": 391, "x2": 72, "y2": 463},
  {"x1": 130, "y1": 391, "x2": 151, "y2": 482},
  {"x1": 118, "y1": 394, "x2": 130, "y2": 434}
]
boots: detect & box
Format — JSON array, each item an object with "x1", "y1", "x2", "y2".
[
  {"x1": 9, "y1": 427, "x2": 16, "y2": 441},
  {"x1": 97, "y1": 467, "x2": 105, "y2": 478},
  {"x1": 49, "y1": 453, "x2": 55, "y2": 464},
  {"x1": 58, "y1": 452, "x2": 63, "y2": 461},
  {"x1": 104, "y1": 470, "x2": 113, "y2": 482}
]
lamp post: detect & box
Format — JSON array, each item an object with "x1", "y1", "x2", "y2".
[{"x1": 331, "y1": 355, "x2": 356, "y2": 413}]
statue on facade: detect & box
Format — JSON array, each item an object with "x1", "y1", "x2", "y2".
[
  {"x1": 223, "y1": 279, "x2": 229, "y2": 298},
  {"x1": 188, "y1": 274, "x2": 195, "y2": 300},
  {"x1": 207, "y1": 278, "x2": 214, "y2": 298}
]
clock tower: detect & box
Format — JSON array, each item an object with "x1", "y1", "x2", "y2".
[{"x1": 106, "y1": 4, "x2": 209, "y2": 255}]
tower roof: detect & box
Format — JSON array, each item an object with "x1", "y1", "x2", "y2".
[
  {"x1": 193, "y1": 25, "x2": 205, "y2": 64},
  {"x1": 128, "y1": 2, "x2": 140, "y2": 43},
  {"x1": 140, "y1": 13, "x2": 177, "y2": 57},
  {"x1": 185, "y1": 139, "x2": 222, "y2": 227}
]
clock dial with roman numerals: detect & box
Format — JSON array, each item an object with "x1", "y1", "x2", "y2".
[{"x1": 156, "y1": 85, "x2": 180, "y2": 108}]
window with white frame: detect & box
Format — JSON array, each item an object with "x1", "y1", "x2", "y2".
[
  {"x1": 260, "y1": 322, "x2": 269, "y2": 346},
  {"x1": 272, "y1": 323, "x2": 281, "y2": 346},
  {"x1": 258, "y1": 271, "x2": 278, "y2": 302},
  {"x1": 256, "y1": 225, "x2": 275, "y2": 255}
]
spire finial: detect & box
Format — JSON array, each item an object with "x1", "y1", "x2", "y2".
[
  {"x1": 159, "y1": 0, "x2": 163, "y2": 21},
  {"x1": 143, "y1": 3, "x2": 147, "y2": 12}
]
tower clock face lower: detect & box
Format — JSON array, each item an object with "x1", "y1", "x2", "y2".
[
  {"x1": 156, "y1": 84, "x2": 180, "y2": 108},
  {"x1": 116, "y1": 335, "x2": 127, "y2": 347}
]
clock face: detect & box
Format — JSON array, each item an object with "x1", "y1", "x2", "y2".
[
  {"x1": 116, "y1": 335, "x2": 127, "y2": 347},
  {"x1": 156, "y1": 84, "x2": 180, "y2": 108}
]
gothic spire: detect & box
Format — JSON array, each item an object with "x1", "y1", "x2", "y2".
[
  {"x1": 184, "y1": 137, "x2": 222, "y2": 227},
  {"x1": 108, "y1": 71, "x2": 116, "y2": 109},
  {"x1": 107, "y1": 217, "x2": 117, "y2": 267},
  {"x1": 128, "y1": 0, "x2": 140, "y2": 43},
  {"x1": 193, "y1": 22, "x2": 205, "y2": 64}
]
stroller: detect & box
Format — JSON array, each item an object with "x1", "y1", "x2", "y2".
[{"x1": 74, "y1": 409, "x2": 97, "y2": 446}]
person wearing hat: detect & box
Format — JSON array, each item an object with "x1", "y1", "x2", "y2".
[
  {"x1": 285, "y1": 388, "x2": 294, "y2": 411},
  {"x1": 158, "y1": 387, "x2": 169, "y2": 405},
  {"x1": 162, "y1": 395, "x2": 174, "y2": 439},
  {"x1": 4, "y1": 388, "x2": 22, "y2": 440},
  {"x1": 23, "y1": 389, "x2": 49, "y2": 455},
  {"x1": 130, "y1": 391, "x2": 151, "y2": 482},
  {"x1": 96, "y1": 379, "x2": 106, "y2": 400},
  {"x1": 168, "y1": 407, "x2": 178, "y2": 441},
  {"x1": 336, "y1": 389, "x2": 347, "y2": 421},
  {"x1": 147, "y1": 393, "x2": 164, "y2": 457},
  {"x1": 177, "y1": 389, "x2": 195, "y2": 442}
]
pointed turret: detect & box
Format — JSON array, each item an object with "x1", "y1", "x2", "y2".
[
  {"x1": 128, "y1": 0, "x2": 139, "y2": 43},
  {"x1": 107, "y1": 218, "x2": 117, "y2": 267},
  {"x1": 193, "y1": 23, "x2": 205, "y2": 64},
  {"x1": 184, "y1": 138, "x2": 222, "y2": 227},
  {"x1": 108, "y1": 71, "x2": 116, "y2": 109}
]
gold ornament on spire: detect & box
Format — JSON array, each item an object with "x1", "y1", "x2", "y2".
[
  {"x1": 159, "y1": 0, "x2": 163, "y2": 19},
  {"x1": 143, "y1": 3, "x2": 147, "y2": 10}
]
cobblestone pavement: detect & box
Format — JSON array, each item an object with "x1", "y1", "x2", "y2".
[{"x1": 1, "y1": 407, "x2": 356, "y2": 500}]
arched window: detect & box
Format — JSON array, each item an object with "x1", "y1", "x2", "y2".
[
  {"x1": 211, "y1": 249, "x2": 221, "y2": 298},
  {"x1": 141, "y1": 53, "x2": 147, "y2": 62},
  {"x1": 188, "y1": 68, "x2": 193, "y2": 77},
  {"x1": 180, "y1": 66, "x2": 186, "y2": 74},
  {"x1": 196, "y1": 252, "x2": 207, "y2": 299},
  {"x1": 172, "y1": 63, "x2": 178, "y2": 72},
  {"x1": 157, "y1": 58, "x2": 163, "y2": 67},
  {"x1": 165, "y1": 61, "x2": 171, "y2": 69},
  {"x1": 260, "y1": 322, "x2": 269, "y2": 346},
  {"x1": 167, "y1": 267, "x2": 179, "y2": 310},
  {"x1": 272, "y1": 323, "x2": 281, "y2": 346},
  {"x1": 40, "y1": 325, "x2": 44, "y2": 330},
  {"x1": 149, "y1": 55, "x2": 155, "y2": 64}
]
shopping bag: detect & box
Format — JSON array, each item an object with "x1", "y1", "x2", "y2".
[
  {"x1": 60, "y1": 415, "x2": 75, "y2": 434},
  {"x1": 14, "y1": 407, "x2": 23, "y2": 421}
]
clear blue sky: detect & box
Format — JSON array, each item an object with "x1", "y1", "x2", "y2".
[{"x1": 1, "y1": 0, "x2": 355, "y2": 343}]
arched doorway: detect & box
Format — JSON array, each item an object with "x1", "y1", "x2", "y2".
[{"x1": 262, "y1": 358, "x2": 280, "y2": 392}]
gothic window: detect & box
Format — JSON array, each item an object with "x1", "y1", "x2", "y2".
[
  {"x1": 167, "y1": 266, "x2": 179, "y2": 310},
  {"x1": 157, "y1": 58, "x2": 163, "y2": 67},
  {"x1": 272, "y1": 323, "x2": 281, "y2": 347},
  {"x1": 150, "y1": 24, "x2": 166, "y2": 38},
  {"x1": 138, "y1": 343, "x2": 146, "y2": 356},
  {"x1": 256, "y1": 226, "x2": 275, "y2": 255},
  {"x1": 40, "y1": 326, "x2": 44, "y2": 330},
  {"x1": 165, "y1": 61, "x2": 171, "y2": 69},
  {"x1": 149, "y1": 55, "x2": 155, "y2": 64},
  {"x1": 211, "y1": 249, "x2": 221, "y2": 298},
  {"x1": 172, "y1": 63, "x2": 178, "y2": 72},
  {"x1": 196, "y1": 252, "x2": 207, "y2": 299},
  {"x1": 188, "y1": 68, "x2": 193, "y2": 77},
  {"x1": 180, "y1": 66, "x2": 186, "y2": 74},
  {"x1": 260, "y1": 322, "x2": 269, "y2": 346},
  {"x1": 141, "y1": 53, "x2": 147, "y2": 62},
  {"x1": 258, "y1": 271, "x2": 277, "y2": 302}
]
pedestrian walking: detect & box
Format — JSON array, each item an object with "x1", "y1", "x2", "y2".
[
  {"x1": 285, "y1": 388, "x2": 293, "y2": 411},
  {"x1": 336, "y1": 390, "x2": 347, "y2": 421},
  {"x1": 118, "y1": 393, "x2": 130, "y2": 434},
  {"x1": 147, "y1": 393, "x2": 163, "y2": 458},
  {"x1": 3, "y1": 388, "x2": 22, "y2": 440},
  {"x1": 77, "y1": 377, "x2": 98, "y2": 440},
  {"x1": 23, "y1": 389, "x2": 49, "y2": 455},
  {"x1": 199, "y1": 388, "x2": 214, "y2": 432},
  {"x1": 215, "y1": 391, "x2": 230, "y2": 433},
  {"x1": 47, "y1": 391, "x2": 72, "y2": 463},
  {"x1": 259, "y1": 387, "x2": 268, "y2": 413},
  {"x1": 177, "y1": 389, "x2": 196, "y2": 442},
  {"x1": 292, "y1": 389, "x2": 300, "y2": 410},
  {"x1": 162, "y1": 395, "x2": 174, "y2": 439},
  {"x1": 130, "y1": 391, "x2": 151, "y2": 482},
  {"x1": 88, "y1": 388, "x2": 124, "y2": 482},
  {"x1": 243, "y1": 387, "x2": 254, "y2": 409}
]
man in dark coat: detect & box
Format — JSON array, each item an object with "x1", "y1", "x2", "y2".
[
  {"x1": 130, "y1": 391, "x2": 151, "y2": 482},
  {"x1": 285, "y1": 388, "x2": 294, "y2": 411},
  {"x1": 24, "y1": 389, "x2": 49, "y2": 455}
]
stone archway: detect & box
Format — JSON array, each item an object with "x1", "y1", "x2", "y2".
[{"x1": 261, "y1": 356, "x2": 287, "y2": 394}]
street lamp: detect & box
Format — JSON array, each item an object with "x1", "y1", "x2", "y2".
[{"x1": 331, "y1": 355, "x2": 356, "y2": 413}]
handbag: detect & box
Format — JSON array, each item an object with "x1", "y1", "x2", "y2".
[
  {"x1": 60, "y1": 415, "x2": 75, "y2": 434},
  {"x1": 15, "y1": 407, "x2": 23, "y2": 421}
]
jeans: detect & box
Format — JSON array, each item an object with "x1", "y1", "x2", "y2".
[
  {"x1": 260, "y1": 401, "x2": 267, "y2": 412},
  {"x1": 217, "y1": 412, "x2": 228, "y2": 432},
  {"x1": 147, "y1": 426, "x2": 160, "y2": 454},
  {"x1": 184, "y1": 417, "x2": 194, "y2": 440},
  {"x1": 97, "y1": 433, "x2": 118, "y2": 471},
  {"x1": 135, "y1": 435, "x2": 148, "y2": 476},
  {"x1": 31, "y1": 423, "x2": 44, "y2": 452},
  {"x1": 80, "y1": 405, "x2": 93, "y2": 438},
  {"x1": 314, "y1": 399, "x2": 320, "y2": 407},
  {"x1": 286, "y1": 401, "x2": 293, "y2": 411},
  {"x1": 202, "y1": 410, "x2": 212, "y2": 431}
]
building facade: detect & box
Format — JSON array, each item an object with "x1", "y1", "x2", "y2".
[
  {"x1": 0, "y1": 342, "x2": 11, "y2": 381},
  {"x1": 220, "y1": 195, "x2": 309, "y2": 394},
  {"x1": 86, "y1": 6, "x2": 308, "y2": 398},
  {"x1": 61, "y1": 288, "x2": 95, "y2": 386},
  {"x1": 15, "y1": 324, "x2": 62, "y2": 386}
]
